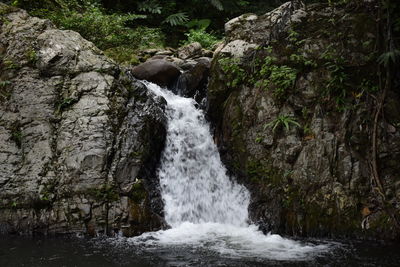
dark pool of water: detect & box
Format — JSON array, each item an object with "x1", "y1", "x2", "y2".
[{"x1": 0, "y1": 235, "x2": 399, "y2": 267}]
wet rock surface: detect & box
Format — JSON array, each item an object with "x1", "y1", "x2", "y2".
[
  {"x1": 131, "y1": 59, "x2": 180, "y2": 87},
  {"x1": 208, "y1": 1, "x2": 400, "y2": 240},
  {"x1": 0, "y1": 4, "x2": 166, "y2": 236},
  {"x1": 133, "y1": 43, "x2": 213, "y2": 104}
]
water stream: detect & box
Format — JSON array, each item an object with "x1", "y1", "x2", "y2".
[
  {"x1": 129, "y1": 81, "x2": 328, "y2": 260},
  {"x1": 2, "y1": 82, "x2": 400, "y2": 266}
]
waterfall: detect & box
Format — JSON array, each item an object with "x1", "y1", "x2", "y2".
[
  {"x1": 144, "y1": 81, "x2": 249, "y2": 227},
  {"x1": 128, "y1": 81, "x2": 329, "y2": 260}
]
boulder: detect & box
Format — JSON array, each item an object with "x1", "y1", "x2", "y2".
[
  {"x1": 177, "y1": 42, "x2": 203, "y2": 59},
  {"x1": 0, "y1": 4, "x2": 166, "y2": 236},
  {"x1": 207, "y1": 1, "x2": 400, "y2": 240},
  {"x1": 175, "y1": 62, "x2": 209, "y2": 101},
  {"x1": 131, "y1": 59, "x2": 181, "y2": 87}
]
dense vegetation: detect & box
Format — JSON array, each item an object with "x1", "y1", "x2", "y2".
[
  {"x1": 6, "y1": 0, "x2": 399, "y2": 67},
  {"x1": 5, "y1": 0, "x2": 281, "y2": 64}
]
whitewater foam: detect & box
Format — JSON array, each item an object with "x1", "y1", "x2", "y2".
[{"x1": 124, "y1": 81, "x2": 330, "y2": 260}]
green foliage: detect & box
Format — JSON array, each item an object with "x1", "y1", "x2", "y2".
[
  {"x1": 11, "y1": 0, "x2": 282, "y2": 55},
  {"x1": 289, "y1": 53, "x2": 317, "y2": 68},
  {"x1": 11, "y1": 201, "x2": 18, "y2": 208},
  {"x1": 20, "y1": 2, "x2": 164, "y2": 63},
  {"x1": 55, "y1": 97, "x2": 74, "y2": 113},
  {"x1": 104, "y1": 46, "x2": 140, "y2": 66},
  {"x1": 137, "y1": 0, "x2": 162, "y2": 14},
  {"x1": 164, "y1": 12, "x2": 189, "y2": 26},
  {"x1": 0, "y1": 80, "x2": 11, "y2": 87},
  {"x1": 46, "y1": 6, "x2": 153, "y2": 50},
  {"x1": 323, "y1": 60, "x2": 349, "y2": 110},
  {"x1": 3, "y1": 59, "x2": 20, "y2": 70},
  {"x1": 218, "y1": 57, "x2": 246, "y2": 87},
  {"x1": 255, "y1": 53, "x2": 297, "y2": 99},
  {"x1": 185, "y1": 19, "x2": 211, "y2": 30},
  {"x1": 377, "y1": 49, "x2": 400, "y2": 67},
  {"x1": 358, "y1": 79, "x2": 378, "y2": 94},
  {"x1": 183, "y1": 28, "x2": 220, "y2": 49},
  {"x1": 25, "y1": 48, "x2": 37, "y2": 65},
  {"x1": 268, "y1": 65, "x2": 297, "y2": 98},
  {"x1": 264, "y1": 115, "x2": 300, "y2": 132}
]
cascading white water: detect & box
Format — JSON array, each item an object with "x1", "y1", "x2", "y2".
[
  {"x1": 128, "y1": 81, "x2": 329, "y2": 260},
  {"x1": 145, "y1": 81, "x2": 249, "y2": 227}
]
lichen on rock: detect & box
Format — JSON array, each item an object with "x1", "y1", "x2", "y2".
[
  {"x1": 0, "y1": 3, "x2": 166, "y2": 236},
  {"x1": 208, "y1": 1, "x2": 400, "y2": 240}
]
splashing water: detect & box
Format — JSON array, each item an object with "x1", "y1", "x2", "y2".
[{"x1": 126, "y1": 81, "x2": 330, "y2": 260}]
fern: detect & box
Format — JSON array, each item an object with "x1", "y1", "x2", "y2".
[
  {"x1": 138, "y1": 0, "x2": 162, "y2": 14},
  {"x1": 264, "y1": 115, "x2": 300, "y2": 132},
  {"x1": 186, "y1": 19, "x2": 211, "y2": 29},
  {"x1": 164, "y1": 12, "x2": 189, "y2": 26}
]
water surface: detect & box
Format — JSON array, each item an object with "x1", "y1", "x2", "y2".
[{"x1": 1, "y1": 236, "x2": 399, "y2": 266}]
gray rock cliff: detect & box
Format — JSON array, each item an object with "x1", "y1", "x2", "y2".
[
  {"x1": 0, "y1": 4, "x2": 166, "y2": 236},
  {"x1": 208, "y1": 1, "x2": 400, "y2": 240}
]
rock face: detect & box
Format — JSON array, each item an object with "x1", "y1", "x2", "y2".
[
  {"x1": 177, "y1": 42, "x2": 203, "y2": 60},
  {"x1": 132, "y1": 46, "x2": 212, "y2": 106},
  {"x1": 131, "y1": 59, "x2": 181, "y2": 87},
  {"x1": 0, "y1": 4, "x2": 166, "y2": 236},
  {"x1": 208, "y1": 1, "x2": 400, "y2": 240},
  {"x1": 173, "y1": 58, "x2": 211, "y2": 104}
]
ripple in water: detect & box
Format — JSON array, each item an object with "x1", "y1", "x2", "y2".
[{"x1": 123, "y1": 81, "x2": 330, "y2": 260}]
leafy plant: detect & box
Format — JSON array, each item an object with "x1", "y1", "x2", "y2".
[
  {"x1": 48, "y1": 6, "x2": 151, "y2": 49},
  {"x1": 11, "y1": 201, "x2": 17, "y2": 208},
  {"x1": 3, "y1": 59, "x2": 20, "y2": 70},
  {"x1": 289, "y1": 53, "x2": 317, "y2": 68},
  {"x1": 183, "y1": 28, "x2": 220, "y2": 49},
  {"x1": 377, "y1": 49, "x2": 400, "y2": 67},
  {"x1": 268, "y1": 65, "x2": 297, "y2": 98},
  {"x1": 218, "y1": 57, "x2": 246, "y2": 87},
  {"x1": 26, "y1": 48, "x2": 38, "y2": 65},
  {"x1": 0, "y1": 80, "x2": 11, "y2": 87},
  {"x1": 164, "y1": 12, "x2": 189, "y2": 26},
  {"x1": 324, "y1": 61, "x2": 349, "y2": 110},
  {"x1": 264, "y1": 115, "x2": 300, "y2": 132},
  {"x1": 137, "y1": 0, "x2": 162, "y2": 14},
  {"x1": 55, "y1": 97, "x2": 74, "y2": 113},
  {"x1": 185, "y1": 19, "x2": 211, "y2": 30}
]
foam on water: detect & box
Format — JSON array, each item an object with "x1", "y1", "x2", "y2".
[{"x1": 126, "y1": 81, "x2": 329, "y2": 260}]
